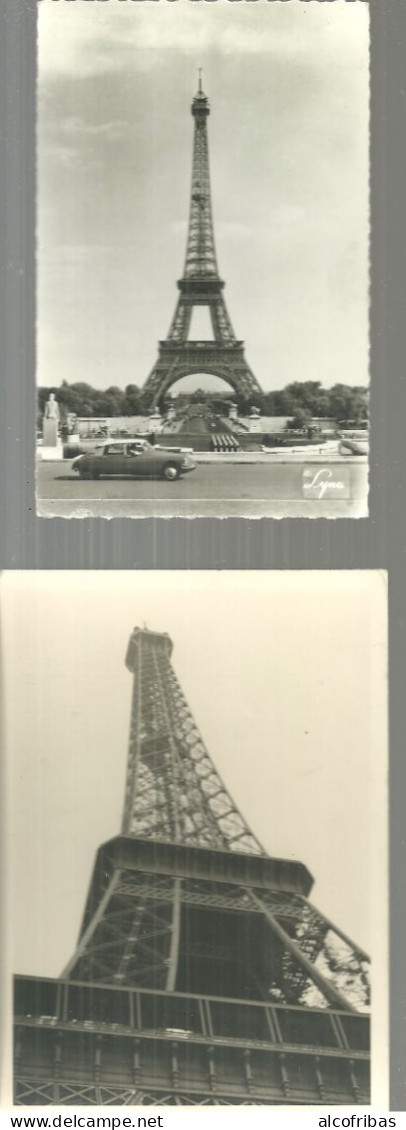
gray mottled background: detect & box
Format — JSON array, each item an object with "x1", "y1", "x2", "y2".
[{"x1": 0, "y1": 0, "x2": 405, "y2": 1111}]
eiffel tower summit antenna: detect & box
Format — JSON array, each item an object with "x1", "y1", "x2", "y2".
[
  {"x1": 14, "y1": 626, "x2": 371, "y2": 1106},
  {"x1": 141, "y1": 82, "x2": 264, "y2": 408}
]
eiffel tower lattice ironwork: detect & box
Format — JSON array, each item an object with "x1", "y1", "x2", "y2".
[
  {"x1": 14, "y1": 628, "x2": 371, "y2": 1107},
  {"x1": 142, "y1": 76, "x2": 264, "y2": 407}
]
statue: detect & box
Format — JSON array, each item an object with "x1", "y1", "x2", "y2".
[
  {"x1": 44, "y1": 393, "x2": 60, "y2": 420},
  {"x1": 42, "y1": 392, "x2": 60, "y2": 447}
]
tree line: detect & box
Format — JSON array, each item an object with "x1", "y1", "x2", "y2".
[{"x1": 38, "y1": 380, "x2": 368, "y2": 427}]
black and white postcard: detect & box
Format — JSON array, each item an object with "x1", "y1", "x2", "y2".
[{"x1": 36, "y1": 0, "x2": 370, "y2": 518}]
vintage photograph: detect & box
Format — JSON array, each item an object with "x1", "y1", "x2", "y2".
[
  {"x1": 3, "y1": 571, "x2": 387, "y2": 1107},
  {"x1": 36, "y1": 0, "x2": 370, "y2": 518}
]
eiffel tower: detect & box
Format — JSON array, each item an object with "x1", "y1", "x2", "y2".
[
  {"x1": 142, "y1": 76, "x2": 264, "y2": 408},
  {"x1": 14, "y1": 627, "x2": 370, "y2": 1106}
]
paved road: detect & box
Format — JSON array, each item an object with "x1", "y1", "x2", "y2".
[{"x1": 37, "y1": 460, "x2": 368, "y2": 518}]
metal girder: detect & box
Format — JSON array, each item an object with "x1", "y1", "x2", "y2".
[
  {"x1": 122, "y1": 628, "x2": 264, "y2": 854},
  {"x1": 142, "y1": 344, "x2": 263, "y2": 405},
  {"x1": 14, "y1": 1079, "x2": 365, "y2": 1107},
  {"x1": 141, "y1": 82, "x2": 263, "y2": 407},
  {"x1": 64, "y1": 871, "x2": 182, "y2": 989},
  {"x1": 14, "y1": 1029, "x2": 369, "y2": 1105},
  {"x1": 254, "y1": 890, "x2": 370, "y2": 1012},
  {"x1": 14, "y1": 1039, "x2": 369, "y2": 1106},
  {"x1": 14, "y1": 968, "x2": 370, "y2": 1107},
  {"x1": 60, "y1": 854, "x2": 370, "y2": 1016},
  {"x1": 184, "y1": 103, "x2": 218, "y2": 280},
  {"x1": 83, "y1": 626, "x2": 370, "y2": 1014}
]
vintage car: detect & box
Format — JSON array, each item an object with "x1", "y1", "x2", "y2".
[{"x1": 72, "y1": 440, "x2": 196, "y2": 481}]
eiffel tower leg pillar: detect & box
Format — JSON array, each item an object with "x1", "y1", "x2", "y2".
[
  {"x1": 63, "y1": 856, "x2": 183, "y2": 991},
  {"x1": 142, "y1": 358, "x2": 183, "y2": 409},
  {"x1": 142, "y1": 344, "x2": 264, "y2": 409},
  {"x1": 249, "y1": 891, "x2": 357, "y2": 1013},
  {"x1": 165, "y1": 877, "x2": 182, "y2": 991}
]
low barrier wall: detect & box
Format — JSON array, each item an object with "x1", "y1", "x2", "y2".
[{"x1": 64, "y1": 431, "x2": 334, "y2": 457}]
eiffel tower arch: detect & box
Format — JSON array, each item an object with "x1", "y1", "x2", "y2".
[
  {"x1": 142, "y1": 78, "x2": 263, "y2": 408},
  {"x1": 14, "y1": 627, "x2": 371, "y2": 1107}
]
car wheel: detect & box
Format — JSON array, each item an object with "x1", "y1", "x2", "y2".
[{"x1": 162, "y1": 463, "x2": 180, "y2": 481}]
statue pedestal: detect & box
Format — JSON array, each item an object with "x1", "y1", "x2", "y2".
[
  {"x1": 38, "y1": 438, "x2": 63, "y2": 461},
  {"x1": 43, "y1": 418, "x2": 58, "y2": 447}
]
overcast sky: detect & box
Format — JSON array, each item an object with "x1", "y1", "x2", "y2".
[
  {"x1": 37, "y1": 0, "x2": 369, "y2": 395},
  {"x1": 3, "y1": 571, "x2": 386, "y2": 981}
]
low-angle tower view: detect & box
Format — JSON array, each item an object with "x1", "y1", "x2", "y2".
[
  {"x1": 14, "y1": 627, "x2": 370, "y2": 1106},
  {"x1": 142, "y1": 76, "x2": 263, "y2": 408}
]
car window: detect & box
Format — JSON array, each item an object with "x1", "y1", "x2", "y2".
[
  {"x1": 127, "y1": 443, "x2": 147, "y2": 455},
  {"x1": 104, "y1": 445, "x2": 124, "y2": 456}
]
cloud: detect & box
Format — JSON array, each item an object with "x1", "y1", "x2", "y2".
[
  {"x1": 60, "y1": 116, "x2": 128, "y2": 141},
  {"x1": 52, "y1": 243, "x2": 113, "y2": 263},
  {"x1": 170, "y1": 219, "x2": 187, "y2": 237},
  {"x1": 38, "y1": 0, "x2": 369, "y2": 80},
  {"x1": 43, "y1": 143, "x2": 78, "y2": 167},
  {"x1": 217, "y1": 219, "x2": 268, "y2": 242}
]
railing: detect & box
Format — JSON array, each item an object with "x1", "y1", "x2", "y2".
[
  {"x1": 15, "y1": 976, "x2": 369, "y2": 1057},
  {"x1": 14, "y1": 977, "x2": 370, "y2": 1105}
]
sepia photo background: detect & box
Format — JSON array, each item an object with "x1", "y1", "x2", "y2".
[{"x1": 2, "y1": 571, "x2": 387, "y2": 1103}]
